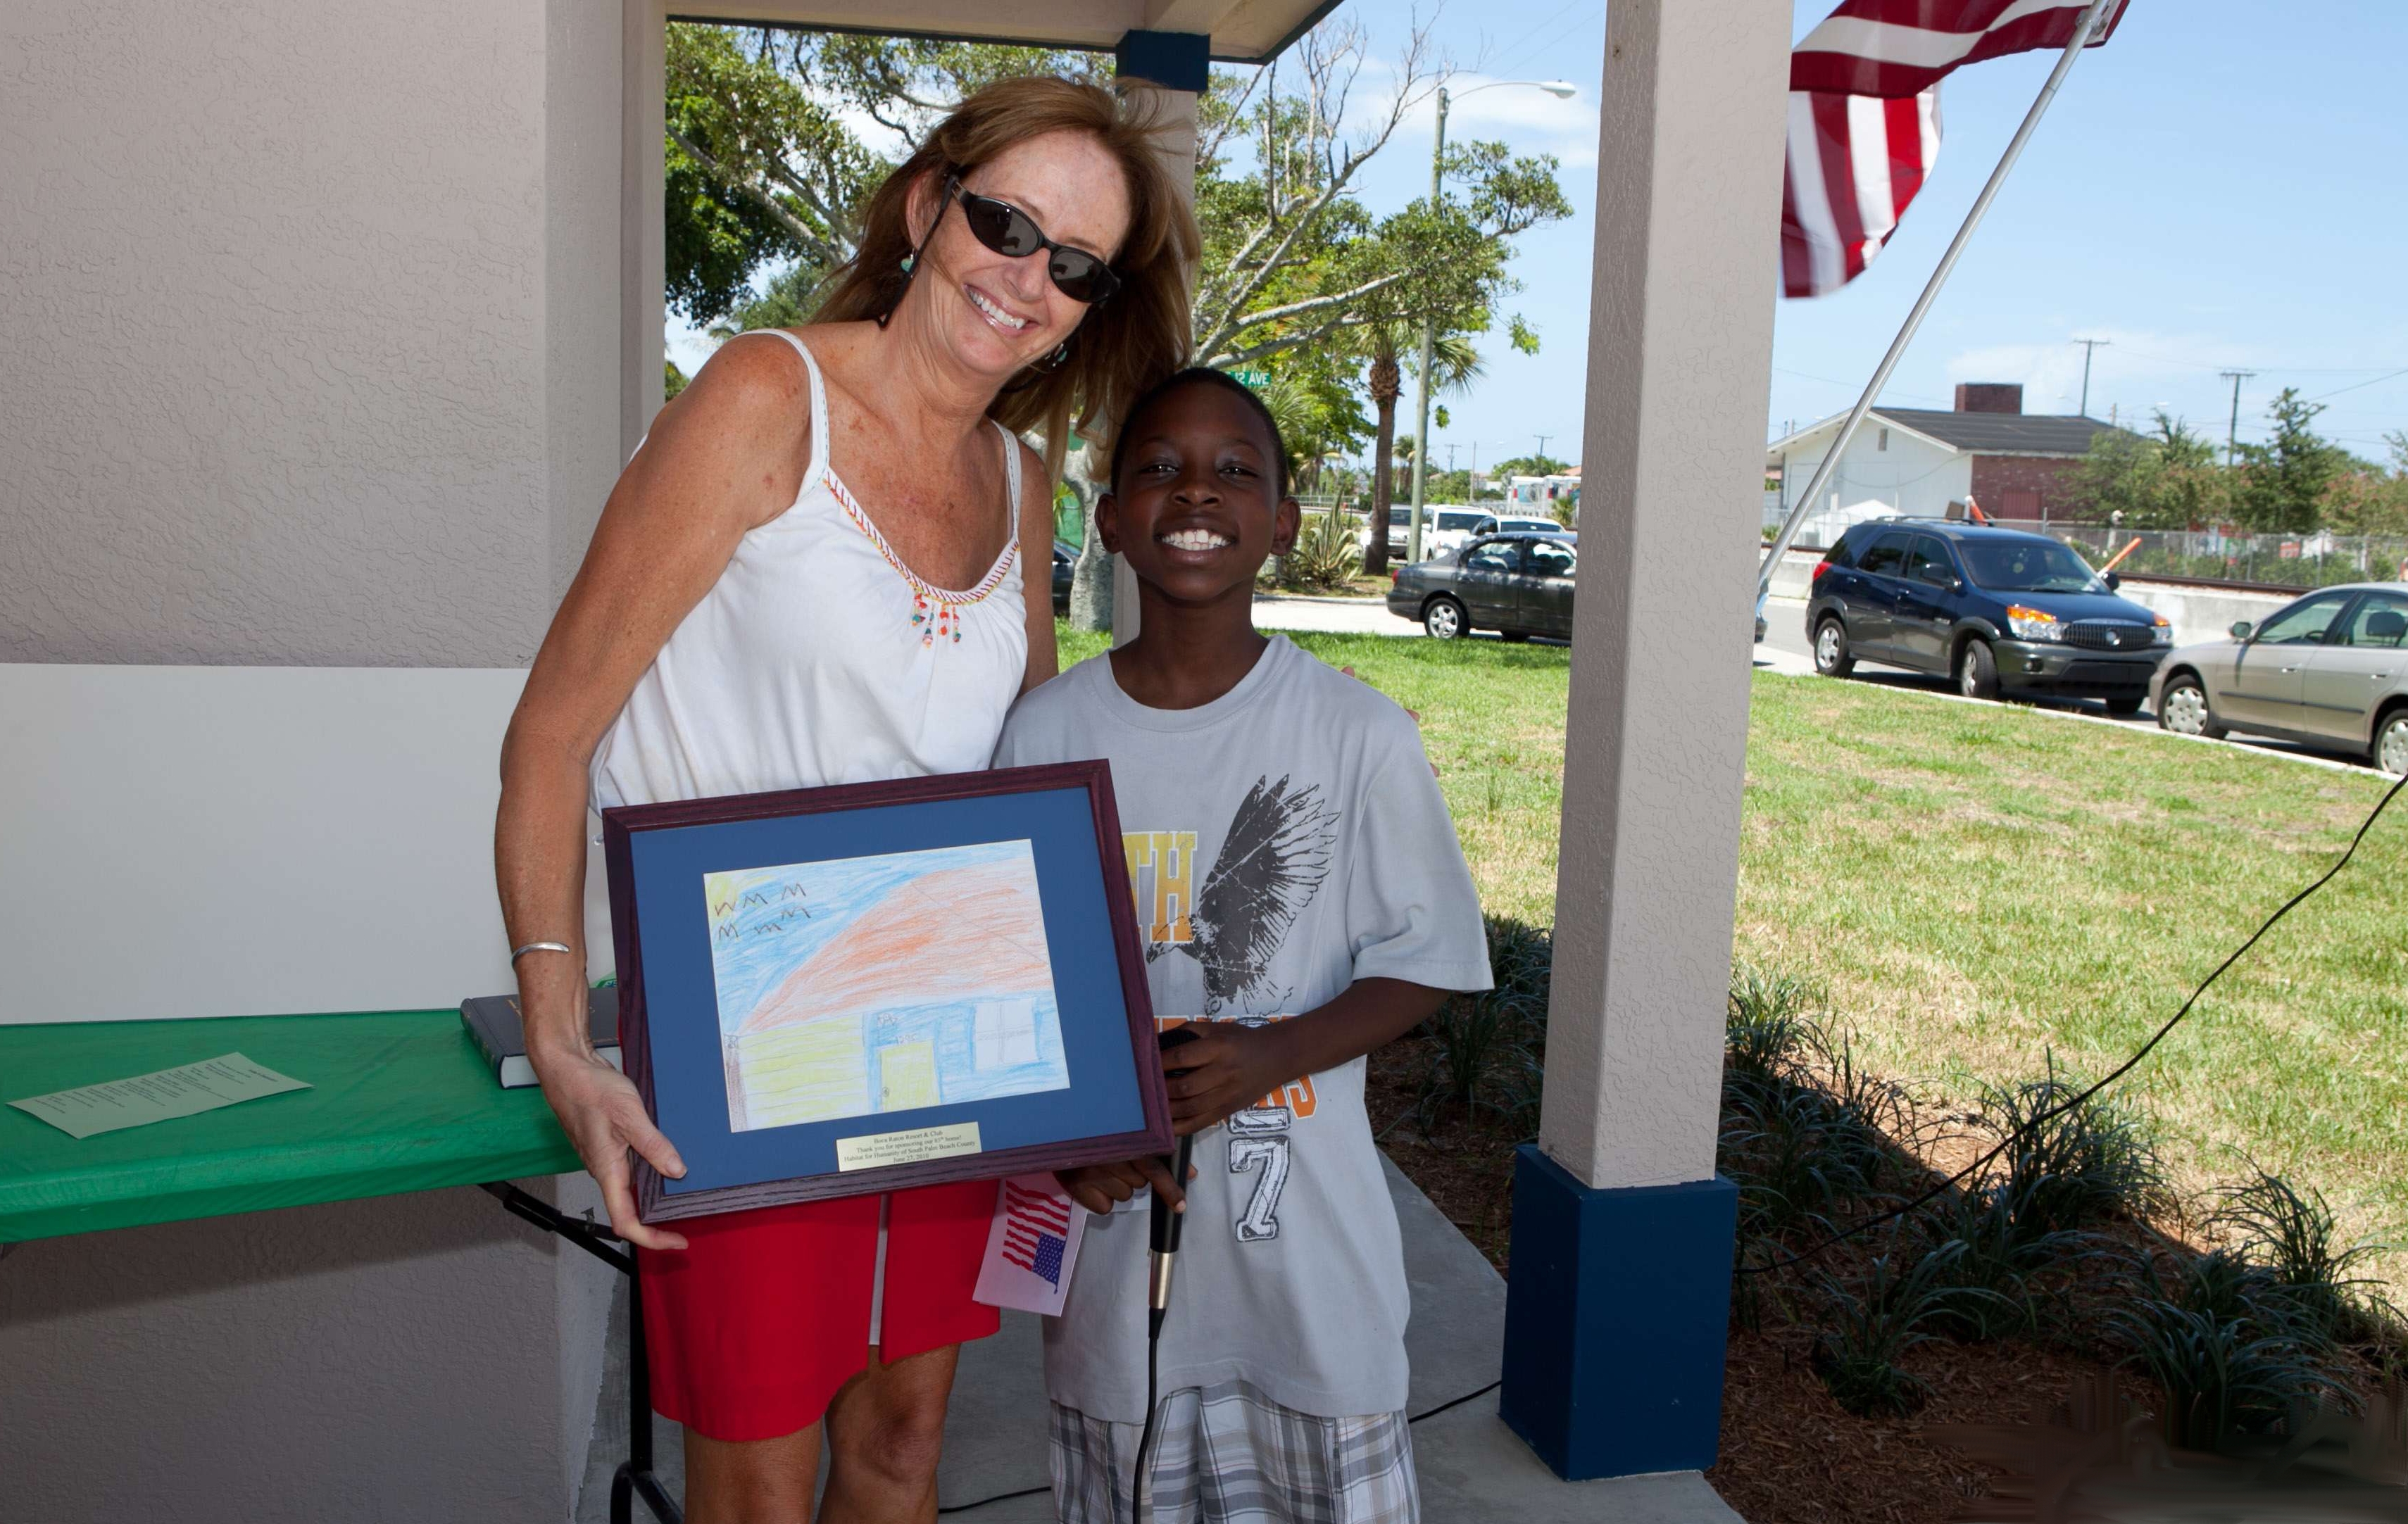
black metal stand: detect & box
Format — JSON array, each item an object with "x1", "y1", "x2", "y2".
[{"x1": 482, "y1": 1182, "x2": 682, "y2": 1524}]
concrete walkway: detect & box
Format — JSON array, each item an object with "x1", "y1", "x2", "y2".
[
  {"x1": 1251, "y1": 591, "x2": 1419, "y2": 638},
  {"x1": 575, "y1": 1160, "x2": 1743, "y2": 1522}
]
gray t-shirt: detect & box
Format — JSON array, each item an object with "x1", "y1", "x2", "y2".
[{"x1": 992, "y1": 636, "x2": 1493, "y2": 1421}]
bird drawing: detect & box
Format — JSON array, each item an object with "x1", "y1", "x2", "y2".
[{"x1": 1154, "y1": 774, "x2": 1337, "y2": 1013}]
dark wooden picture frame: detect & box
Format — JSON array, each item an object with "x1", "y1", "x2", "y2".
[{"x1": 602, "y1": 761, "x2": 1167, "y2": 1223}]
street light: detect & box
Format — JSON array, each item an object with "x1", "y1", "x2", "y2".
[{"x1": 1406, "y1": 78, "x2": 1579, "y2": 564}]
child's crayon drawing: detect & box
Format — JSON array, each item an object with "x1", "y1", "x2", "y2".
[{"x1": 703, "y1": 840, "x2": 1067, "y2": 1132}]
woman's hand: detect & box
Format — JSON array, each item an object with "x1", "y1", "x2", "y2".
[
  {"x1": 1163, "y1": 1021, "x2": 1296, "y2": 1136},
  {"x1": 1055, "y1": 1157, "x2": 1192, "y2": 1216},
  {"x1": 533, "y1": 1048, "x2": 691, "y2": 1252}
]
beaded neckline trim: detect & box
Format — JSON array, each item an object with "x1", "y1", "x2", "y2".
[{"x1": 824, "y1": 470, "x2": 1017, "y2": 647}]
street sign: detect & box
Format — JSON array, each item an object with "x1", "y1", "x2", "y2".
[{"x1": 1229, "y1": 367, "x2": 1269, "y2": 386}]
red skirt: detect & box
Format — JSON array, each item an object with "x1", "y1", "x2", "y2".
[{"x1": 636, "y1": 1179, "x2": 1001, "y2": 1442}]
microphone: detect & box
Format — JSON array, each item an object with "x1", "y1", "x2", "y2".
[{"x1": 1148, "y1": 1026, "x2": 1201, "y2": 1337}]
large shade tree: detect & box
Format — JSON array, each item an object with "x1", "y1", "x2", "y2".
[{"x1": 658, "y1": 20, "x2": 1570, "y2": 611}]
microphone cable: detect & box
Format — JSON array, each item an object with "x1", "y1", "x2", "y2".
[
  {"x1": 1738, "y1": 764, "x2": 2404, "y2": 1277},
  {"x1": 1129, "y1": 1025, "x2": 1202, "y2": 1524},
  {"x1": 943, "y1": 769, "x2": 2402, "y2": 1513}
]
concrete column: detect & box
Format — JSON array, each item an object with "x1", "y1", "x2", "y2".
[
  {"x1": 1110, "y1": 30, "x2": 1207, "y2": 649},
  {"x1": 621, "y1": 0, "x2": 670, "y2": 461},
  {"x1": 1499, "y1": 0, "x2": 1790, "y2": 1482}
]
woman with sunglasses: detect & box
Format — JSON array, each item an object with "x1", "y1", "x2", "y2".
[{"x1": 496, "y1": 77, "x2": 1198, "y2": 1523}]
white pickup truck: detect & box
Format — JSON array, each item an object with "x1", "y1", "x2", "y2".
[{"x1": 1361, "y1": 506, "x2": 1558, "y2": 560}]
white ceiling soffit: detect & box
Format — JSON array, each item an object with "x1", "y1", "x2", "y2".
[{"x1": 669, "y1": 0, "x2": 1341, "y2": 63}]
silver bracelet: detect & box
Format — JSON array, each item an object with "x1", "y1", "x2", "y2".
[{"x1": 510, "y1": 940, "x2": 576, "y2": 963}]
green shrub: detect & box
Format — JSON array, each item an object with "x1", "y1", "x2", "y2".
[
  {"x1": 1977, "y1": 1058, "x2": 2168, "y2": 1235},
  {"x1": 1909, "y1": 1181, "x2": 2082, "y2": 1343},
  {"x1": 1719, "y1": 968, "x2": 1910, "y2": 1258},
  {"x1": 1810, "y1": 1245, "x2": 1961, "y2": 1416},
  {"x1": 1809, "y1": 1024, "x2": 1914, "y2": 1195},
  {"x1": 1271, "y1": 513, "x2": 1362, "y2": 593},
  {"x1": 1722, "y1": 1082, "x2": 1879, "y2": 1241},
  {"x1": 2107, "y1": 1297, "x2": 2347, "y2": 1452},
  {"x1": 1725, "y1": 965, "x2": 1824, "y2": 1095},
  {"x1": 1414, "y1": 917, "x2": 1550, "y2": 1135},
  {"x1": 2212, "y1": 1168, "x2": 2393, "y2": 1349}
]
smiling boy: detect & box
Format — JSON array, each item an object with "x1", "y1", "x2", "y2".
[{"x1": 991, "y1": 368, "x2": 1492, "y2": 1523}]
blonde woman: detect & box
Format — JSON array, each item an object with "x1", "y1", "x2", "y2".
[{"x1": 496, "y1": 78, "x2": 1197, "y2": 1523}]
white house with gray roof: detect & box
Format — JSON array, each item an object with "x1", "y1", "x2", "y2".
[{"x1": 1769, "y1": 382, "x2": 2136, "y2": 542}]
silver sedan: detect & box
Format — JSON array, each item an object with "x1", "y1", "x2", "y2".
[{"x1": 2152, "y1": 582, "x2": 2408, "y2": 774}]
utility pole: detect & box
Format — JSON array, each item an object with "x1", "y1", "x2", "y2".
[
  {"x1": 1446, "y1": 442, "x2": 1458, "y2": 474},
  {"x1": 1535, "y1": 433, "x2": 1553, "y2": 462},
  {"x1": 1404, "y1": 77, "x2": 1576, "y2": 559},
  {"x1": 2219, "y1": 370, "x2": 2256, "y2": 465},
  {"x1": 2074, "y1": 336, "x2": 2109, "y2": 416}
]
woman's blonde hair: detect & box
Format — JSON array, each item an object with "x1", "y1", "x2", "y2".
[{"x1": 813, "y1": 77, "x2": 1200, "y2": 482}]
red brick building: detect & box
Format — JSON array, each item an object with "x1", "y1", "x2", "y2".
[{"x1": 1869, "y1": 383, "x2": 2129, "y2": 523}]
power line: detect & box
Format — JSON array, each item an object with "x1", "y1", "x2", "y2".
[
  {"x1": 2112, "y1": 348, "x2": 2407, "y2": 374},
  {"x1": 2304, "y1": 365, "x2": 2408, "y2": 403},
  {"x1": 1769, "y1": 366, "x2": 1952, "y2": 405},
  {"x1": 1491, "y1": 0, "x2": 1591, "y2": 79}
]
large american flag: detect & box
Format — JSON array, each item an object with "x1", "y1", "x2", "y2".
[
  {"x1": 1782, "y1": 0, "x2": 2130, "y2": 298},
  {"x1": 999, "y1": 1178, "x2": 1074, "y2": 1287}
]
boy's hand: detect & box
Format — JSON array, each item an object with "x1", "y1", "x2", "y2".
[
  {"x1": 1056, "y1": 1157, "x2": 1192, "y2": 1216},
  {"x1": 1164, "y1": 1021, "x2": 1296, "y2": 1135}
]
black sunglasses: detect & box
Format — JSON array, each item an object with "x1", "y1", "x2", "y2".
[{"x1": 945, "y1": 175, "x2": 1121, "y2": 306}]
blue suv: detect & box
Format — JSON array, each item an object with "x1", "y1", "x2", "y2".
[{"x1": 1806, "y1": 521, "x2": 2171, "y2": 711}]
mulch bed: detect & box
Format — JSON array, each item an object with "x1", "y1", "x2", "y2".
[{"x1": 1362, "y1": 1027, "x2": 2214, "y2": 1523}]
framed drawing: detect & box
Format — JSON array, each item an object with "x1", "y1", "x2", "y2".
[{"x1": 601, "y1": 761, "x2": 1167, "y2": 1223}]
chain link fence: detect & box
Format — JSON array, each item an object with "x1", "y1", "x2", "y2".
[
  {"x1": 2044, "y1": 524, "x2": 2408, "y2": 590},
  {"x1": 1759, "y1": 494, "x2": 2408, "y2": 591}
]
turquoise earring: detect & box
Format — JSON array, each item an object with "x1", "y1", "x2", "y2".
[{"x1": 901, "y1": 253, "x2": 915, "y2": 274}]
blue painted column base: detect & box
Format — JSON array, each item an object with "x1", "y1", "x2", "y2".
[{"x1": 1498, "y1": 1145, "x2": 1738, "y2": 1480}]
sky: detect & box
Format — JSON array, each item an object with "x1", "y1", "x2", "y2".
[{"x1": 671, "y1": 3, "x2": 2408, "y2": 470}]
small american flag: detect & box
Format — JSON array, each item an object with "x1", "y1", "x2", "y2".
[
  {"x1": 1000, "y1": 1179, "x2": 1073, "y2": 1286},
  {"x1": 973, "y1": 1173, "x2": 1089, "y2": 1316},
  {"x1": 1783, "y1": 0, "x2": 2129, "y2": 298}
]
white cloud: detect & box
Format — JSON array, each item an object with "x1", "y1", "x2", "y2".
[
  {"x1": 1435, "y1": 72, "x2": 1600, "y2": 169},
  {"x1": 1354, "y1": 56, "x2": 1602, "y2": 172}
]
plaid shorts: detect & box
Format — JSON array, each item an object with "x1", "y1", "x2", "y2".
[{"x1": 1050, "y1": 1380, "x2": 1418, "y2": 1524}]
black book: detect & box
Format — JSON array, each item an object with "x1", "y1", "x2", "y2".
[{"x1": 460, "y1": 987, "x2": 620, "y2": 1089}]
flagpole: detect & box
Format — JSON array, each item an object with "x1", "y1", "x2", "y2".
[{"x1": 1757, "y1": 0, "x2": 2117, "y2": 606}]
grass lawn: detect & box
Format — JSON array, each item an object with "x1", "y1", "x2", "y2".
[{"x1": 1053, "y1": 623, "x2": 2408, "y2": 1286}]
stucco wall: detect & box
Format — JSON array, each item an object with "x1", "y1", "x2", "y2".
[
  {"x1": 1, "y1": 0, "x2": 604, "y2": 666},
  {"x1": 0, "y1": 1177, "x2": 613, "y2": 1524},
  {"x1": 1, "y1": 5, "x2": 632, "y2": 1517}
]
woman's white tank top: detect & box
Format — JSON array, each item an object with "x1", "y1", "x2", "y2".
[{"x1": 591, "y1": 329, "x2": 1029, "y2": 813}]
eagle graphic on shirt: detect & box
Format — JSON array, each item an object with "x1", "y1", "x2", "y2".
[{"x1": 1127, "y1": 774, "x2": 1337, "y2": 1015}]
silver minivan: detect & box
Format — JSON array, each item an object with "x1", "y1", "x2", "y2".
[{"x1": 2152, "y1": 582, "x2": 2408, "y2": 774}]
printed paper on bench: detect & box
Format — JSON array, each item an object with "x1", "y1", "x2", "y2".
[{"x1": 973, "y1": 1172, "x2": 1088, "y2": 1316}]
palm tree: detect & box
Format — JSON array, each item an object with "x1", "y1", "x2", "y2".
[{"x1": 1357, "y1": 322, "x2": 1484, "y2": 575}]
